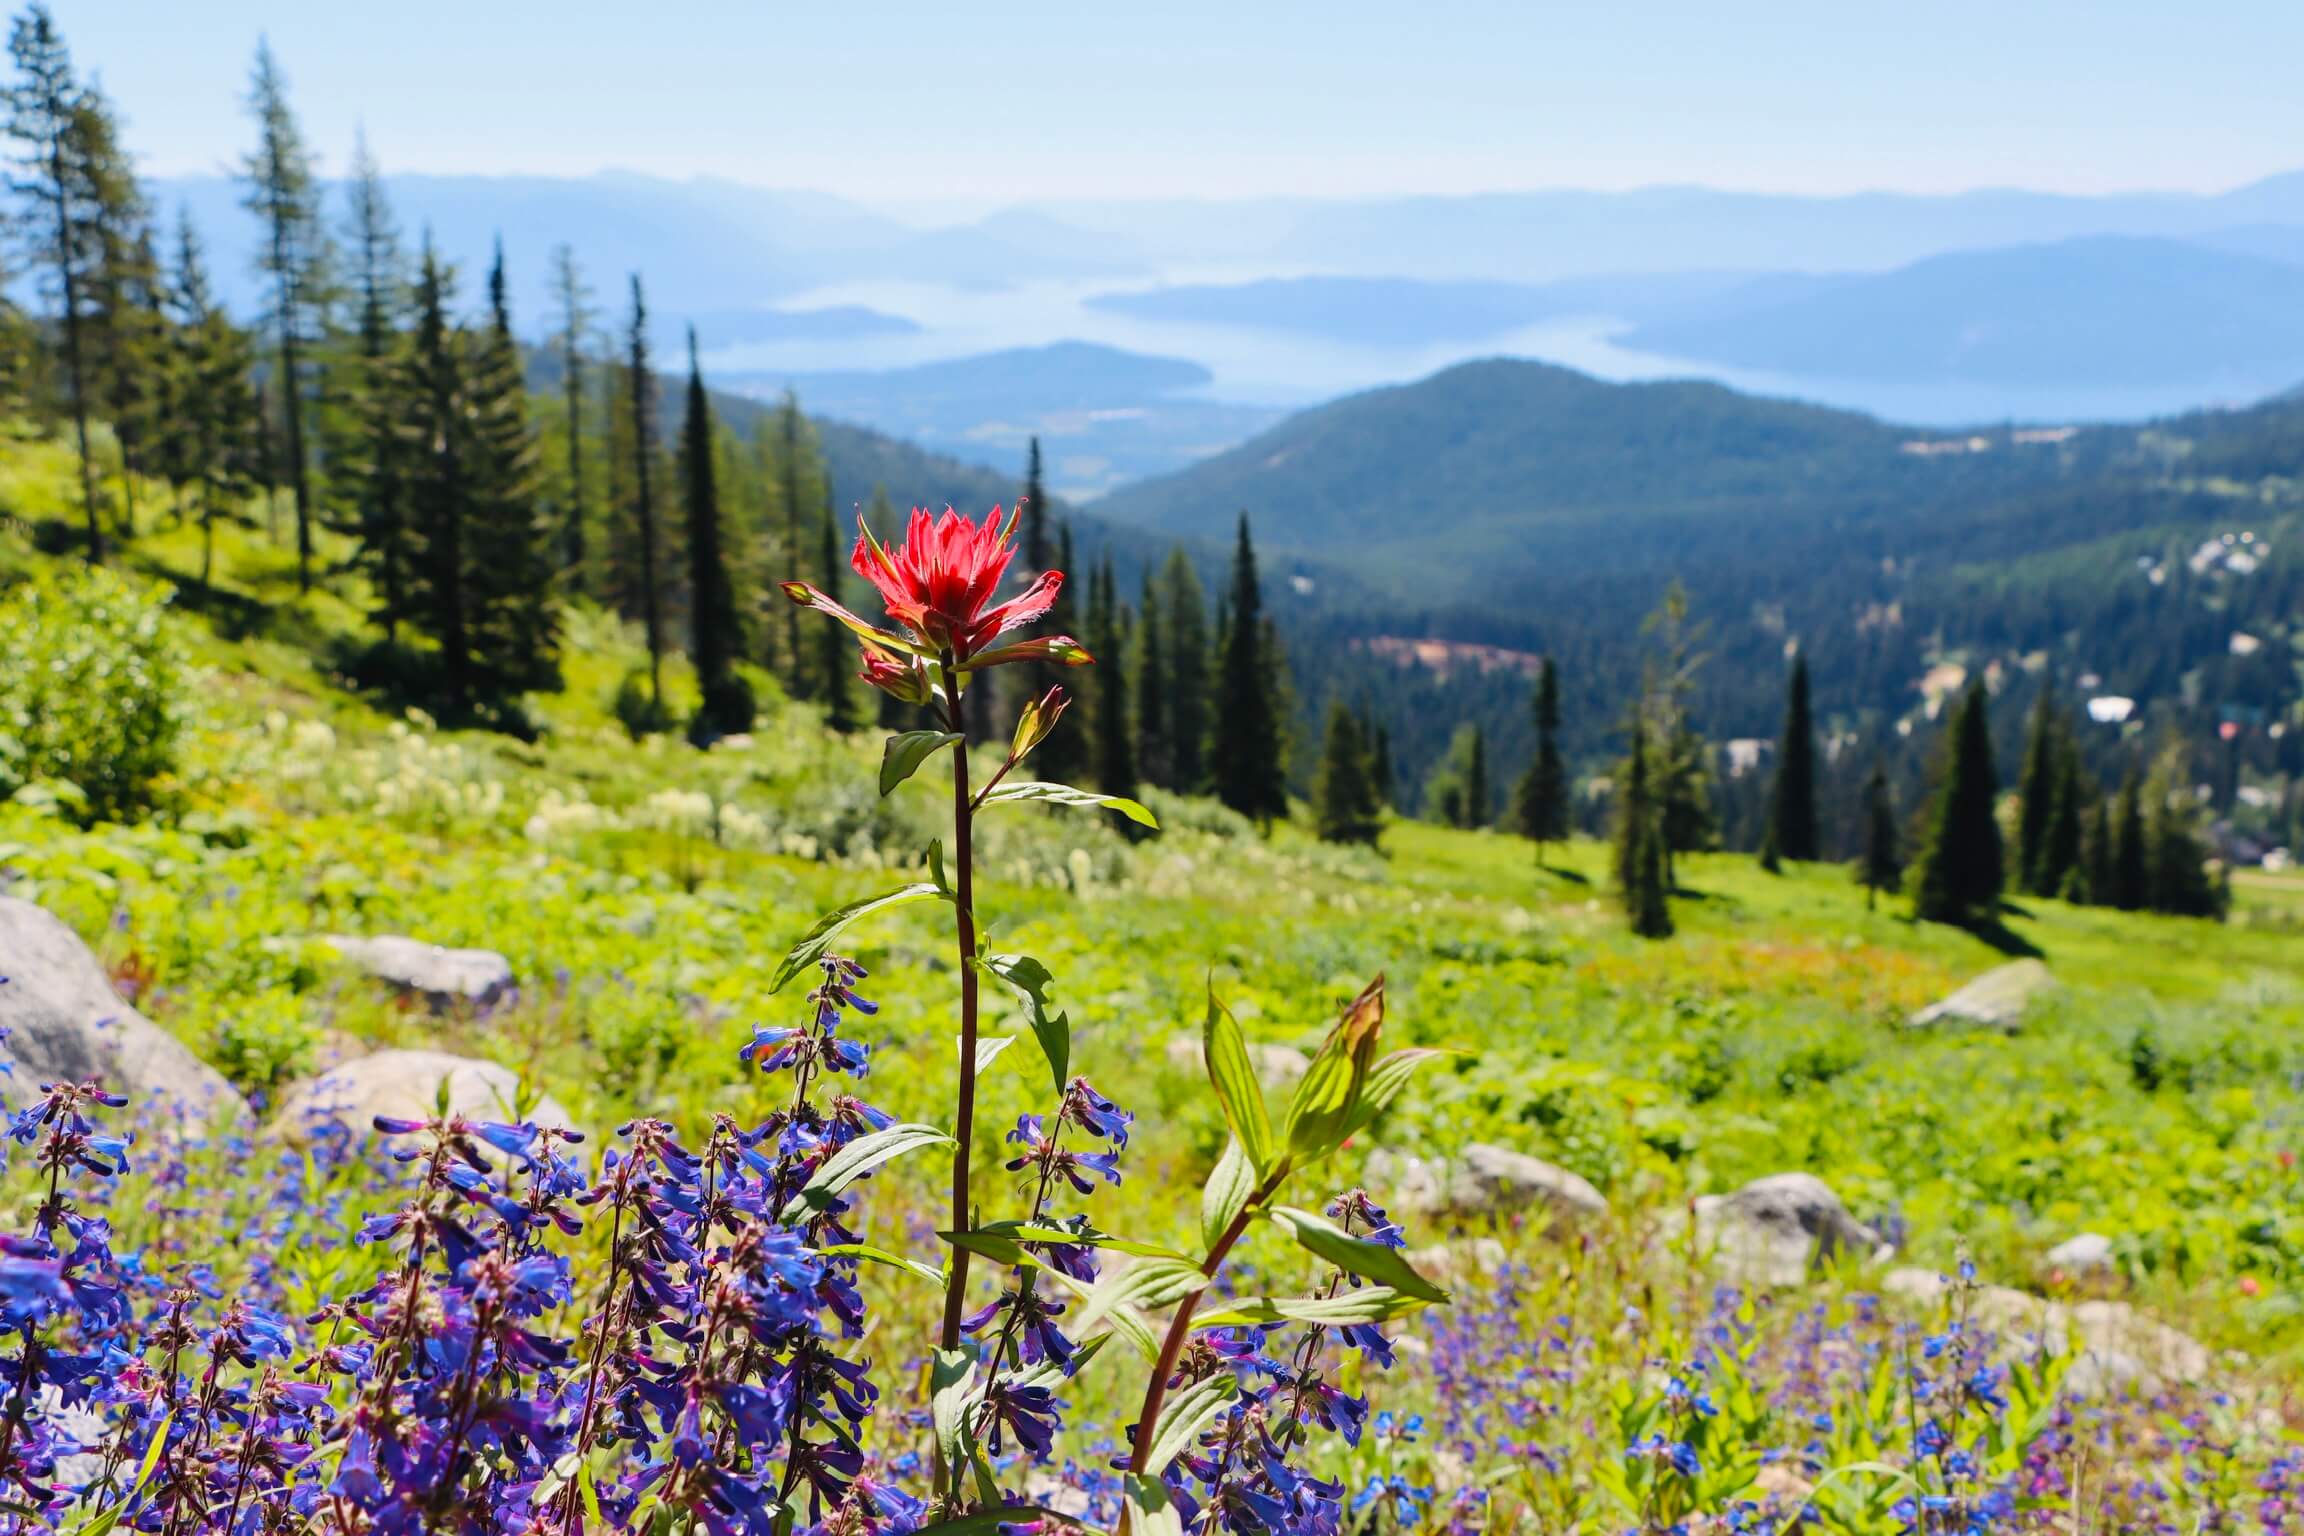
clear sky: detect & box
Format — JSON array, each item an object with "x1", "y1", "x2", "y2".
[{"x1": 46, "y1": 0, "x2": 2304, "y2": 209}]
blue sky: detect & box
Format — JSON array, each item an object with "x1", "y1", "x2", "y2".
[{"x1": 49, "y1": 0, "x2": 2304, "y2": 209}]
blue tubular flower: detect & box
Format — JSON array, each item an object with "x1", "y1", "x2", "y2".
[
  {"x1": 1353, "y1": 1473, "x2": 1434, "y2": 1526},
  {"x1": 982, "y1": 1379, "x2": 1062, "y2": 1462}
]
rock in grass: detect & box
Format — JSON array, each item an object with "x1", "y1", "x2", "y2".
[
  {"x1": 270, "y1": 1048, "x2": 571, "y2": 1142},
  {"x1": 1163, "y1": 1034, "x2": 1311, "y2": 1085},
  {"x1": 0, "y1": 897, "x2": 248, "y2": 1128},
  {"x1": 1368, "y1": 1143, "x2": 1609, "y2": 1225},
  {"x1": 2045, "y1": 1232, "x2": 2116, "y2": 1278},
  {"x1": 1908, "y1": 958, "x2": 2056, "y2": 1033},
  {"x1": 321, "y1": 934, "x2": 516, "y2": 1012},
  {"x1": 1690, "y1": 1172, "x2": 1888, "y2": 1286},
  {"x1": 1880, "y1": 1266, "x2": 2214, "y2": 1397}
]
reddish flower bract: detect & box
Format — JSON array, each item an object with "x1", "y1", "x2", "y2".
[{"x1": 852, "y1": 504, "x2": 1061, "y2": 661}]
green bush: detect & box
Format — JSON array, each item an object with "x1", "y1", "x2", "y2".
[{"x1": 0, "y1": 567, "x2": 185, "y2": 823}]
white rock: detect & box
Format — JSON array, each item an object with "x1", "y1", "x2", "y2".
[
  {"x1": 1163, "y1": 1035, "x2": 1311, "y2": 1084},
  {"x1": 1689, "y1": 1173, "x2": 1886, "y2": 1286},
  {"x1": 2045, "y1": 1232, "x2": 2116, "y2": 1276},
  {"x1": 1909, "y1": 959, "x2": 2056, "y2": 1032},
  {"x1": 321, "y1": 935, "x2": 516, "y2": 1011},
  {"x1": 0, "y1": 898, "x2": 247, "y2": 1127},
  {"x1": 1368, "y1": 1143, "x2": 1608, "y2": 1224},
  {"x1": 271, "y1": 1049, "x2": 572, "y2": 1141}
]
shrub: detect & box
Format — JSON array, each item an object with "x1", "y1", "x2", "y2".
[{"x1": 0, "y1": 566, "x2": 185, "y2": 823}]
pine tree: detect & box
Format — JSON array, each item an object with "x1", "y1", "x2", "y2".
[
  {"x1": 6, "y1": 6, "x2": 101, "y2": 557},
  {"x1": 817, "y1": 482, "x2": 857, "y2": 732},
  {"x1": 463, "y1": 239, "x2": 558, "y2": 702},
  {"x1": 239, "y1": 38, "x2": 333, "y2": 592},
  {"x1": 161, "y1": 208, "x2": 259, "y2": 588},
  {"x1": 1313, "y1": 701, "x2": 1381, "y2": 846},
  {"x1": 1860, "y1": 760, "x2": 1899, "y2": 910},
  {"x1": 1022, "y1": 435, "x2": 1050, "y2": 576},
  {"x1": 1463, "y1": 725, "x2": 1490, "y2": 829},
  {"x1": 777, "y1": 390, "x2": 811, "y2": 698},
  {"x1": 2111, "y1": 769, "x2": 2147, "y2": 911},
  {"x1": 1912, "y1": 681, "x2": 2004, "y2": 926},
  {"x1": 680, "y1": 327, "x2": 751, "y2": 741},
  {"x1": 1765, "y1": 653, "x2": 1819, "y2": 860},
  {"x1": 1616, "y1": 723, "x2": 1673, "y2": 937},
  {"x1": 2143, "y1": 743, "x2": 2222, "y2": 918},
  {"x1": 397, "y1": 244, "x2": 473, "y2": 705},
  {"x1": 1513, "y1": 657, "x2": 1570, "y2": 863},
  {"x1": 335, "y1": 132, "x2": 411, "y2": 638},
  {"x1": 1211, "y1": 515, "x2": 1288, "y2": 826},
  {"x1": 625, "y1": 275, "x2": 664, "y2": 710},
  {"x1": 1033, "y1": 522, "x2": 1089, "y2": 785},
  {"x1": 75, "y1": 94, "x2": 160, "y2": 536},
  {"x1": 550, "y1": 244, "x2": 594, "y2": 585},
  {"x1": 1158, "y1": 546, "x2": 1210, "y2": 793},
  {"x1": 2015, "y1": 685, "x2": 2062, "y2": 893},
  {"x1": 2083, "y1": 796, "x2": 2115, "y2": 908},
  {"x1": 2040, "y1": 737, "x2": 2088, "y2": 899},
  {"x1": 1088, "y1": 557, "x2": 1136, "y2": 800},
  {"x1": 1133, "y1": 568, "x2": 1168, "y2": 789},
  {"x1": 1367, "y1": 719, "x2": 1395, "y2": 813}
]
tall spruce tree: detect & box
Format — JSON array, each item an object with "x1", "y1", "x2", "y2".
[
  {"x1": 336, "y1": 132, "x2": 410, "y2": 638},
  {"x1": 1210, "y1": 514, "x2": 1288, "y2": 826},
  {"x1": 817, "y1": 483, "x2": 857, "y2": 732},
  {"x1": 2040, "y1": 737, "x2": 2088, "y2": 899},
  {"x1": 551, "y1": 244, "x2": 593, "y2": 586},
  {"x1": 239, "y1": 38, "x2": 332, "y2": 592},
  {"x1": 2111, "y1": 768, "x2": 2148, "y2": 910},
  {"x1": 680, "y1": 327, "x2": 751, "y2": 741},
  {"x1": 397, "y1": 244, "x2": 473, "y2": 703},
  {"x1": 2143, "y1": 743, "x2": 2222, "y2": 918},
  {"x1": 464, "y1": 239, "x2": 558, "y2": 701},
  {"x1": 162, "y1": 208, "x2": 260, "y2": 588},
  {"x1": 1088, "y1": 557, "x2": 1136, "y2": 800},
  {"x1": 2084, "y1": 795, "x2": 2116, "y2": 908},
  {"x1": 76, "y1": 95, "x2": 158, "y2": 536},
  {"x1": 777, "y1": 390, "x2": 810, "y2": 697},
  {"x1": 1022, "y1": 435, "x2": 1049, "y2": 576},
  {"x1": 1368, "y1": 718, "x2": 1395, "y2": 813},
  {"x1": 6, "y1": 6, "x2": 101, "y2": 557},
  {"x1": 1765, "y1": 653, "x2": 1819, "y2": 860},
  {"x1": 624, "y1": 275, "x2": 665, "y2": 710},
  {"x1": 1463, "y1": 725, "x2": 1490, "y2": 829},
  {"x1": 1133, "y1": 567, "x2": 1169, "y2": 789},
  {"x1": 1158, "y1": 546, "x2": 1210, "y2": 793},
  {"x1": 1033, "y1": 522, "x2": 1089, "y2": 785},
  {"x1": 1861, "y1": 759, "x2": 1900, "y2": 910},
  {"x1": 1313, "y1": 701, "x2": 1381, "y2": 846},
  {"x1": 1912, "y1": 681, "x2": 2004, "y2": 926},
  {"x1": 2015, "y1": 685, "x2": 2062, "y2": 893},
  {"x1": 1616, "y1": 723, "x2": 1673, "y2": 937},
  {"x1": 1514, "y1": 657, "x2": 1570, "y2": 863}
]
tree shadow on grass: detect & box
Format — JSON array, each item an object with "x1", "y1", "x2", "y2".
[
  {"x1": 1964, "y1": 915, "x2": 2045, "y2": 959},
  {"x1": 1541, "y1": 865, "x2": 1591, "y2": 887}
]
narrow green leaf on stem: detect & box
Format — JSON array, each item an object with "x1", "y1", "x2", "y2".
[
  {"x1": 780, "y1": 1122, "x2": 953, "y2": 1219},
  {"x1": 1270, "y1": 1206, "x2": 1450, "y2": 1302},
  {"x1": 770, "y1": 883, "x2": 943, "y2": 993},
  {"x1": 881, "y1": 730, "x2": 964, "y2": 796},
  {"x1": 979, "y1": 780, "x2": 1159, "y2": 827}
]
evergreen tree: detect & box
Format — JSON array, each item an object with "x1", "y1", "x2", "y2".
[
  {"x1": 397, "y1": 245, "x2": 473, "y2": 704},
  {"x1": 5, "y1": 5, "x2": 101, "y2": 557},
  {"x1": 1033, "y1": 522, "x2": 1089, "y2": 785},
  {"x1": 2143, "y1": 743, "x2": 2223, "y2": 918},
  {"x1": 1088, "y1": 557, "x2": 1136, "y2": 800},
  {"x1": 1133, "y1": 567, "x2": 1169, "y2": 788},
  {"x1": 777, "y1": 390, "x2": 810, "y2": 697},
  {"x1": 2040, "y1": 737, "x2": 2089, "y2": 899},
  {"x1": 1462, "y1": 725, "x2": 1490, "y2": 829},
  {"x1": 1211, "y1": 515, "x2": 1288, "y2": 826},
  {"x1": 161, "y1": 208, "x2": 259, "y2": 588},
  {"x1": 1158, "y1": 545, "x2": 1210, "y2": 793},
  {"x1": 1616, "y1": 723, "x2": 1673, "y2": 937},
  {"x1": 463, "y1": 239, "x2": 558, "y2": 701},
  {"x1": 624, "y1": 275, "x2": 664, "y2": 710},
  {"x1": 1860, "y1": 759, "x2": 1900, "y2": 909},
  {"x1": 680, "y1": 326, "x2": 751, "y2": 741},
  {"x1": 2015, "y1": 685, "x2": 2062, "y2": 893},
  {"x1": 1313, "y1": 701, "x2": 1381, "y2": 846},
  {"x1": 550, "y1": 244, "x2": 593, "y2": 585},
  {"x1": 1513, "y1": 657, "x2": 1570, "y2": 863},
  {"x1": 1911, "y1": 681, "x2": 2005, "y2": 926},
  {"x1": 1765, "y1": 653, "x2": 1819, "y2": 860},
  {"x1": 1022, "y1": 435, "x2": 1050, "y2": 575},
  {"x1": 335, "y1": 131, "x2": 410, "y2": 638},
  {"x1": 238, "y1": 38, "x2": 333, "y2": 592},
  {"x1": 2084, "y1": 796, "x2": 2116, "y2": 908},
  {"x1": 2111, "y1": 769, "x2": 2148, "y2": 911},
  {"x1": 75, "y1": 95, "x2": 159, "y2": 535},
  {"x1": 1367, "y1": 719, "x2": 1395, "y2": 813},
  {"x1": 817, "y1": 482, "x2": 857, "y2": 732}
]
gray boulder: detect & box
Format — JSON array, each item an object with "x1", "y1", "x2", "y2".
[
  {"x1": 1367, "y1": 1142, "x2": 1608, "y2": 1225},
  {"x1": 1909, "y1": 959, "x2": 2056, "y2": 1033},
  {"x1": 1691, "y1": 1173, "x2": 1887, "y2": 1285},
  {"x1": 0, "y1": 898, "x2": 247, "y2": 1127},
  {"x1": 1880, "y1": 1267, "x2": 2212, "y2": 1397},
  {"x1": 2045, "y1": 1232, "x2": 2116, "y2": 1278},
  {"x1": 271, "y1": 1049, "x2": 573, "y2": 1142},
  {"x1": 1164, "y1": 1035, "x2": 1311, "y2": 1085},
  {"x1": 321, "y1": 935, "x2": 516, "y2": 1012}
]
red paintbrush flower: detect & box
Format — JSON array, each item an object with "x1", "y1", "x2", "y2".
[{"x1": 783, "y1": 504, "x2": 1091, "y2": 699}]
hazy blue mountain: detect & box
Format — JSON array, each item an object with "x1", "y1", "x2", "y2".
[
  {"x1": 723, "y1": 342, "x2": 1285, "y2": 498},
  {"x1": 1085, "y1": 272, "x2": 1760, "y2": 344},
  {"x1": 664, "y1": 305, "x2": 918, "y2": 353},
  {"x1": 1625, "y1": 236, "x2": 2304, "y2": 386}
]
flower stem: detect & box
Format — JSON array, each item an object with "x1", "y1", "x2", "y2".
[{"x1": 938, "y1": 658, "x2": 981, "y2": 1359}]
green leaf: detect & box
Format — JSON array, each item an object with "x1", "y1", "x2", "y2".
[
  {"x1": 1340, "y1": 1048, "x2": 1454, "y2": 1142},
  {"x1": 1203, "y1": 986, "x2": 1276, "y2": 1172},
  {"x1": 1076, "y1": 1256, "x2": 1207, "y2": 1334},
  {"x1": 881, "y1": 730, "x2": 964, "y2": 796},
  {"x1": 928, "y1": 839, "x2": 953, "y2": 896},
  {"x1": 781, "y1": 1122, "x2": 952, "y2": 1219},
  {"x1": 1270, "y1": 1206, "x2": 1450, "y2": 1303},
  {"x1": 813, "y1": 1241, "x2": 945, "y2": 1286},
  {"x1": 929, "y1": 1347, "x2": 978, "y2": 1478},
  {"x1": 979, "y1": 952, "x2": 1070, "y2": 1095},
  {"x1": 950, "y1": 1220, "x2": 1191, "y2": 1261},
  {"x1": 966, "y1": 1033, "x2": 1020, "y2": 1073},
  {"x1": 1201, "y1": 1137, "x2": 1257, "y2": 1253},
  {"x1": 1143, "y1": 1373, "x2": 1238, "y2": 1478},
  {"x1": 980, "y1": 780, "x2": 1159, "y2": 827},
  {"x1": 1190, "y1": 1285, "x2": 1437, "y2": 1329},
  {"x1": 64, "y1": 1409, "x2": 171, "y2": 1536},
  {"x1": 576, "y1": 1457, "x2": 607, "y2": 1531},
  {"x1": 771, "y1": 883, "x2": 943, "y2": 993},
  {"x1": 1118, "y1": 1474, "x2": 1184, "y2": 1536}
]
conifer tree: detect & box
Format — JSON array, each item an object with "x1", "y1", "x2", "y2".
[
  {"x1": 2084, "y1": 796, "x2": 2115, "y2": 908},
  {"x1": 336, "y1": 131, "x2": 410, "y2": 638},
  {"x1": 2015, "y1": 685, "x2": 2062, "y2": 893},
  {"x1": 625, "y1": 275, "x2": 664, "y2": 711},
  {"x1": 2143, "y1": 743, "x2": 2222, "y2": 918},
  {"x1": 1367, "y1": 719, "x2": 1395, "y2": 813},
  {"x1": 1514, "y1": 657, "x2": 1570, "y2": 863},
  {"x1": 6, "y1": 5, "x2": 101, "y2": 557},
  {"x1": 2111, "y1": 768, "x2": 2147, "y2": 911},
  {"x1": 397, "y1": 244, "x2": 473, "y2": 704},
  {"x1": 1211, "y1": 514, "x2": 1288, "y2": 826},
  {"x1": 1032, "y1": 522, "x2": 1089, "y2": 785},
  {"x1": 777, "y1": 390, "x2": 810, "y2": 697},
  {"x1": 1313, "y1": 700, "x2": 1381, "y2": 846},
  {"x1": 1133, "y1": 567, "x2": 1168, "y2": 789},
  {"x1": 1861, "y1": 759, "x2": 1900, "y2": 910},
  {"x1": 1463, "y1": 725, "x2": 1490, "y2": 829},
  {"x1": 2040, "y1": 737, "x2": 2088, "y2": 899},
  {"x1": 76, "y1": 95, "x2": 159, "y2": 535},
  {"x1": 1616, "y1": 722, "x2": 1673, "y2": 937},
  {"x1": 680, "y1": 326, "x2": 750, "y2": 741},
  {"x1": 1022, "y1": 435, "x2": 1050, "y2": 577},
  {"x1": 464, "y1": 239, "x2": 558, "y2": 701},
  {"x1": 1088, "y1": 557, "x2": 1136, "y2": 800},
  {"x1": 1765, "y1": 653, "x2": 1819, "y2": 860},
  {"x1": 1912, "y1": 681, "x2": 2004, "y2": 926},
  {"x1": 817, "y1": 483, "x2": 857, "y2": 732},
  {"x1": 161, "y1": 208, "x2": 259, "y2": 588},
  {"x1": 1158, "y1": 545, "x2": 1210, "y2": 793},
  {"x1": 551, "y1": 244, "x2": 593, "y2": 585},
  {"x1": 238, "y1": 38, "x2": 332, "y2": 592}
]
